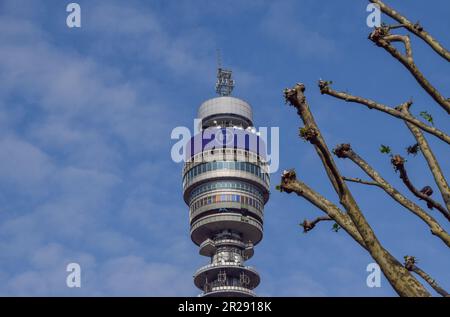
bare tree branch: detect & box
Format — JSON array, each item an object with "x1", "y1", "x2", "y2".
[
  {"x1": 280, "y1": 170, "x2": 367, "y2": 248},
  {"x1": 276, "y1": 1, "x2": 448, "y2": 298},
  {"x1": 369, "y1": 26, "x2": 450, "y2": 114},
  {"x1": 398, "y1": 103, "x2": 450, "y2": 212},
  {"x1": 383, "y1": 34, "x2": 413, "y2": 61},
  {"x1": 283, "y1": 83, "x2": 430, "y2": 297},
  {"x1": 318, "y1": 80, "x2": 450, "y2": 144},
  {"x1": 334, "y1": 144, "x2": 450, "y2": 247},
  {"x1": 391, "y1": 155, "x2": 450, "y2": 222},
  {"x1": 404, "y1": 256, "x2": 449, "y2": 297},
  {"x1": 284, "y1": 85, "x2": 345, "y2": 198},
  {"x1": 369, "y1": 0, "x2": 450, "y2": 61},
  {"x1": 343, "y1": 177, "x2": 381, "y2": 187},
  {"x1": 300, "y1": 216, "x2": 333, "y2": 233}
]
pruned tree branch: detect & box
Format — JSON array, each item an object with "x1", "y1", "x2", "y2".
[
  {"x1": 318, "y1": 80, "x2": 450, "y2": 144},
  {"x1": 382, "y1": 33, "x2": 413, "y2": 61},
  {"x1": 391, "y1": 155, "x2": 450, "y2": 222},
  {"x1": 368, "y1": 25, "x2": 450, "y2": 114},
  {"x1": 284, "y1": 85, "x2": 345, "y2": 198},
  {"x1": 369, "y1": 0, "x2": 450, "y2": 61},
  {"x1": 283, "y1": 83, "x2": 431, "y2": 297},
  {"x1": 397, "y1": 103, "x2": 450, "y2": 212},
  {"x1": 334, "y1": 144, "x2": 450, "y2": 247},
  {"x1": 404, "y1": 256, "x2": 449, "y2": 297},
  {"x1": 300, "y1": 216, "x2": 333, "y2": 233}
]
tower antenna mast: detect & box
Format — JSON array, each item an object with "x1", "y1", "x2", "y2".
[{"x1": 215, "y1": 50, "x2": 235, "y2": 96}]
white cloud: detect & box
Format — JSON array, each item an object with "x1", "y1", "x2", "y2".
[
  {"x1": 0, "y1": 243, "x2": 194, "y2": 296},
  {"x1": 0, "y1": 136, "x2": 53, "y2": 190},
  {"x1": 86, "y1": 2, "x2": 216, "y2": 80},
  {"x1": 0, "y1": 5, "x2": 200, "y2": 296},
  {"x1": 98, "y1": 256, "x2": 194, "y2": 296}
]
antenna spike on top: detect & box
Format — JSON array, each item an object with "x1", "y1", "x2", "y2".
[{"x1": 216, "y1": 49, "x2": 222, "y2": 69}]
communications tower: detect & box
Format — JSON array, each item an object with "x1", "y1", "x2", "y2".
[{"x1": 182, "y1": 67, "x2": 270, "y2": 296}]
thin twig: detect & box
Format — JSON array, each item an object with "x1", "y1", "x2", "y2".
[
  {"x1": 386, "y1": 23, "x2": 406, "y2": 30},
  {"x1": 343, "y1": 177, "x2": 381, "y2": 187}
]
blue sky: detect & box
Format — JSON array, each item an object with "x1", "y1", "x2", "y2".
[{"x1": 0, "y1": 0, "x2": 448, "y2": 296}]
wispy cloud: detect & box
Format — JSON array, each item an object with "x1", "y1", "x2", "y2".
[
  {"x1": 260, "y1": 0, "x2": 335, "y2": 57},
  {"x1": 0, "y1": 2, "x2": 201, "y2": 296}
]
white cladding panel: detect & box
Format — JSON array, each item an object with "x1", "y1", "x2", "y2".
[{"x1": 198, "y1": 96, "x2": 253, "y2": 122}]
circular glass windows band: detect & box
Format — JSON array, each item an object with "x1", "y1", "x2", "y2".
[
  {"x1": 183, "y1": 161, "x2": 269, "y2": 187},
  {"x1": 190, "y1": 193, "x2": 263, "y2": 211},
  {"x1": 190, "y1": 180, "x2": 264, "y2": 202}
]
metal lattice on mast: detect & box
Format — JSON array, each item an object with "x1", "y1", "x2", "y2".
[{"x1": 215, "y1": 50, "x2": 235, "y2": 96}]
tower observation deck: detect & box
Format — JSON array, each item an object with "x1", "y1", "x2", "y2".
[{"x1": 182, "y1": 68, "x2": 270, "y2": 297}]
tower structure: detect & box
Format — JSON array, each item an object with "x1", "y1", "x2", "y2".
[{"x1": 182, "y1": 67, "x2": 270, "y2": 296}]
